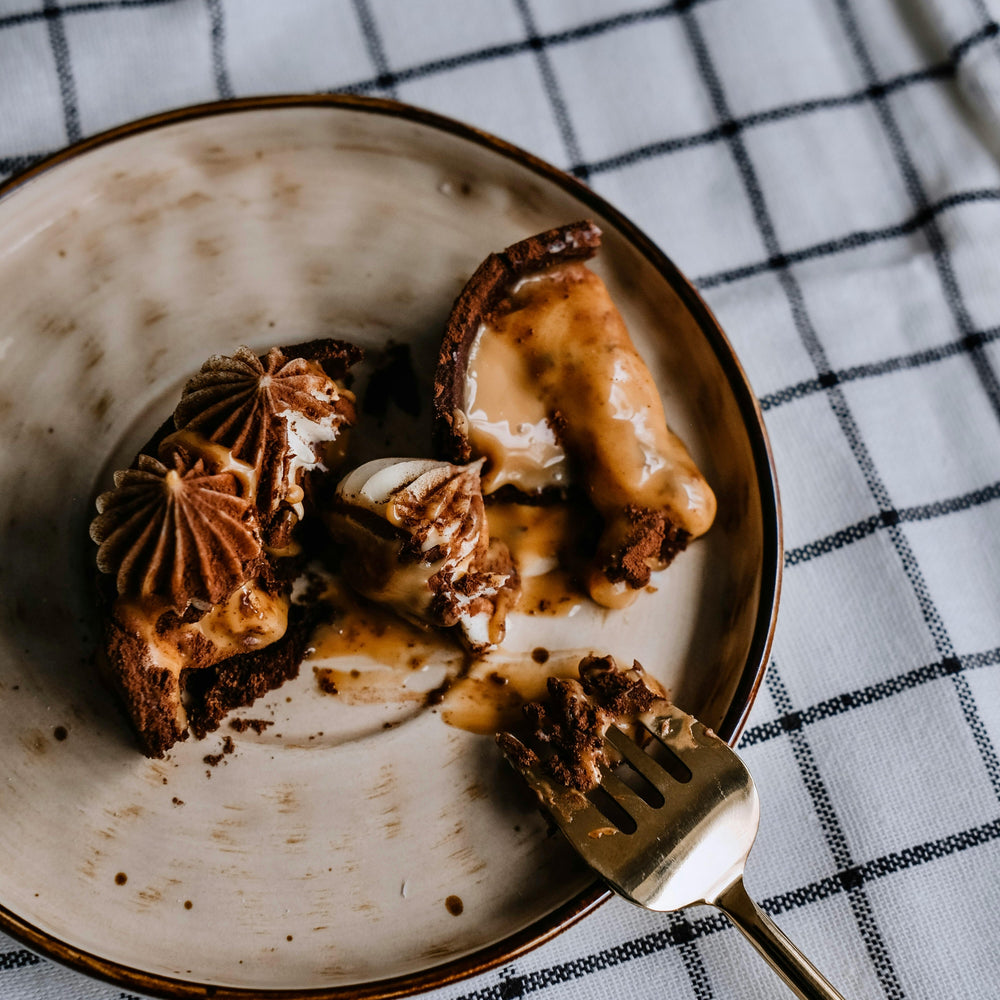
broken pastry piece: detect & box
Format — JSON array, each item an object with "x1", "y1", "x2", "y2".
[
  {"x1": 326, "y1": 457, "x2": 520, "y2": 654},
  {"x1": 90, "y1": 339, "x2": 361, "y2": 757},
  {"x1": 434, "y1": 221, "x2": 716, "y2": 609},
  {"x1": 497, "y1": 654, "x2": 670, "y2": 793}
]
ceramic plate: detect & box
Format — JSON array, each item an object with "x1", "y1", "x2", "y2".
[{"x1": 0, "y1": 96, "x2": 780, "y2": 998}]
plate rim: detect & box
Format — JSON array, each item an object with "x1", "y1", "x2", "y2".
[{"x1": 0, "y1": 92, "x2": 783, "y2": 999}]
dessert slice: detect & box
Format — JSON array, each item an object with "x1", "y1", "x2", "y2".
[
  {"x1": 90, "y1": 339, "x2": 361, "y2": 757},
  {"x1": 326, "y1": 457, "x2": 519, "y2": 654},
  {"x1": 434, "y1": 221, "x2": 716, "y2": 609}
]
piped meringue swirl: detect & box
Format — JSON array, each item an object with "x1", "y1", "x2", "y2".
[
  {"x1": 90, "y1": 453, "x2": 261, "y2": 612},
  {"x1": 328, "y1": 458, "x2": 518, "y2": 652},
  {"x1": 174, "y1": 346, "x2": 353, "y2": 519},
  {"x1": 338, "y1": 458, "x2": 488, "y2": 569}
]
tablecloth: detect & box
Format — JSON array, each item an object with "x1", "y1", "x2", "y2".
[{"x1": 1, "y1": 1, "x2": 998, "y2": 998}]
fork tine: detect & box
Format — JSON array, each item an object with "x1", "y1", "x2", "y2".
[
  {"x1": 604, "y1": 724, "x2": 675, "y2": 796},
  {"x1": 497, "y1": 734, "x2": 632, "y2": 863},
  {"x1": 640, "y1": 704, "x2": 719, "y2": 766},
  {"x1": 595, "y1": 756, "x2": 660, "y2": 820}
]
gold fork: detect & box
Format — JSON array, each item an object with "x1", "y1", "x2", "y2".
[{"x1": 499, "y1": 702, "x2": 847, "y2": 999}]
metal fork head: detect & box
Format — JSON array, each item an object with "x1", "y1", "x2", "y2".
[{"x1": 499, "y1": 703, "x2": 760, "y2": 912}]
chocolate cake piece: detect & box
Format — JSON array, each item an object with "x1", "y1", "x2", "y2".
[
  {"x1": 497, "y1": 654, "x2": 669, "y2": 793},
  {"x1": 433, "y1": 221, "x2": 716, "y2": 609},
  {"x1": 90, "y1": 339, "x2": 361, "y2": 757},
  {"x1": 182, "y1": 600, "x2": 327, "y2": 739},
  {"x1": 326, "y1": 457, "x2": 520, "y2": 654}
]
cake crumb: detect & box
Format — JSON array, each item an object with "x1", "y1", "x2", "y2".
[
  {"x1": 203, "y1": 735, "x2": 235, "y2": 767},
  {"x1": 317, "y1": 671, "x2": 339, "y2": 695},
  {"x1": 230, "y1": 717, "x2": 274, "y2": 734}
]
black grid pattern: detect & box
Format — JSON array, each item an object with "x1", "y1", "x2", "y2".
[
  {"x1": 1, "y1": 1, "x2": 999, "y2": 998},
  {"x1": 350, "y1": 0, "x2": 397, "y2": 99},
  {"x1": 204, "y1": 0, "x2": 233, "y2": 99}
]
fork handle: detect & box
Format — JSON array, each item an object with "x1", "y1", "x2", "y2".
[{"x1": 713, "y1": 877, "x2": 846, "y2": 1000}]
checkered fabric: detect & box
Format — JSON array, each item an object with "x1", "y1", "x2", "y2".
[{"x1": 2, "y1": 1, "x2": 999, "y2": 998}]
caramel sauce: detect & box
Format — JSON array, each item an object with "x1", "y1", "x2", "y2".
[
  {"x1": 197, "y1": 583, "x2": 289, "y2": 652},
  {"x1": 471, "y1": 263, "x2": 715, "y2": 535},
  {"x1": 464, "y1": 263, "x2": 716, "y2": 607},
  {"x1": 304, "y1": 571, "x2": 591, "y2": 730},
  {"x1": 518, "y1": 569, "x2": 588, "y2": 617},
  {"x1": 486, "y1": 502, "x2": 570, "y2": 577},
  {"x1": 465, "y1": 329, "x2": 567, "y2": 495},
  {"x1": 439, "y1": 652, "x2": 585, "y2": 735},
  {"x1": 115, "y1": 583, "x2": 290, "y2": 680},
  {"x1": 308, "y1": 593, "x2": 450, "y2": 669},
  {"x1": 159, "y1": 428, "x2": 258, "y2": 499},
  {"x1": 264, "y1": 539, "x2": 303, "y2": 559},
  {"x1": 485, "y1": 501, "x2": 592, "y2": 616},
  {"x1": 307, "y1": 580, "x2": 464, "y2": 705}
]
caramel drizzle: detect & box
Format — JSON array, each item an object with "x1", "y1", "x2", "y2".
[{"x1": 463, "y1": 262, "x2": 717, "y2": 607}]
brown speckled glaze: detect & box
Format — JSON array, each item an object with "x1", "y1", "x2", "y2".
[{"x1": 0, "y1": 96, "x2": 780, "y2": 999}]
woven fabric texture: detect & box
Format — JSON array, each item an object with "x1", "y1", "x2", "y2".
[{"x1": 1, "y1": 2, "x2": 998, "y2": 998}]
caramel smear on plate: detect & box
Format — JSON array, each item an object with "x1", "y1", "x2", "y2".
[
  {"x1": 308, "y1": 579, "x2": 464, "y2": 706},
  {"x1": 485, "y1": 501, "x2": 593, "y2": 617},
  {"x1": 440, "y1": 650, "x2": 588, "y2": 735},
  {"x1": 313, "y1": 664, "x2": 432, "y2": 706}
]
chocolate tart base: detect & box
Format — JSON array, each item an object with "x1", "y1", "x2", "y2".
[
  {"x1": 432, "y1": 220, "x2": 601, "y2": 464},
  {"x1": 96, "y1": 337, "x2": 360, "y2": 758}
]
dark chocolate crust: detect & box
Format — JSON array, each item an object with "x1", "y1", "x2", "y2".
[
  {"x1": 183, "y1": 602, "x2": 325, "y2": 740},
  {"x1": 103, "y1": 618, "x2": 188, "y2": 758},
  {"x1": 278, "y1": 336, "x2": 364, "y2": 381},
  {"x1": 432, "y1": 220, "x2": 601, "y2": 464}
]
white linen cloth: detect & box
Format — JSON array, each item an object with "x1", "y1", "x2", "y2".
[{"x1": 2, "y1": 1, "x2": 999, "y2": 998}]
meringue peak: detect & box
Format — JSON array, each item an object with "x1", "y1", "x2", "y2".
[
  {"x1": 174, "y1": 345, "x2": 352, "y2": 519},
  {"x1": 90, "y1": 452, "x2": 262, "y2": 612}
]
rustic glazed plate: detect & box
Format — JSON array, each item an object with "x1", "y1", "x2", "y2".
[{"x1": 0, "y1": 96, "x2": 780, "y2": 998}]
